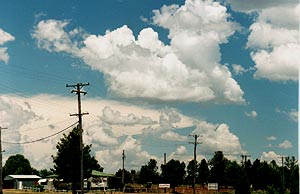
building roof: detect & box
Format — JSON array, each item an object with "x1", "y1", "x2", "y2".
[
  {"x1": 4, "y1": 175, "x2": 41, "y2": 181},
  {"x1": 38, "y1": 178, "x2": 47, "y2": 183},
  {"x1": 91, "y1": 170, "x2": 114, "y2": 177}
]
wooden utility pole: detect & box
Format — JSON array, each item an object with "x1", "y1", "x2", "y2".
[
  {"x1": 122, "y1": 150, "x2": 126, "y2": 185},
  {"x1": 66, "y1": 83, "x2": 89, "y2": 194},
  {"x1": 0, "y1": 127, "x2": 7, "y2": 194},
  {"x1": 240, "y1": 154, "x2": 251, "y2": 166},
  {"x1": 189, "y1": 134, "x2": 201, "y2": 194},
  {"x1": 279, "y1": 156, "x2": 287, "y2": 194}
]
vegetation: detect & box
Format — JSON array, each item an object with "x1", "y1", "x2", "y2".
[
  {"x1": 1, "y1": 130, "x2": 298, "y2": 194},
  {"x1": 114, "y1": 151, "x2": 298, "y2": 194},
  {"x1": 2, "y1": 154, "x2": 38, "y2": 178},
  {"x1": 138, "y1": 159, "x2": 160, "y2": 184},
  {"x1": 51, "y1": 126, "x2": 103, "y2": 194}
]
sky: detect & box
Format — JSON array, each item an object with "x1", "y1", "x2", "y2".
[{"x1": 0, "y1": 0, "x2": 298, "y2": 173}]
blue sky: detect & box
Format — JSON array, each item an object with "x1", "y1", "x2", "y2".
[{"x1": 0, "y1": 0, "x2": 298, "y2": 173}]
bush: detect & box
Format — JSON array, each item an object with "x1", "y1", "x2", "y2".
[
  {"x1": 33, "y1": 184, "x2": 44, "y2": 192},
  {"x1": 53, "y1": 181, "x2": 70, "y2": 190}
]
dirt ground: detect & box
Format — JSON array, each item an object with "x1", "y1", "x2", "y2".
[{"x1": 3, "y1": 190, "x2": 127, "y2": 194}]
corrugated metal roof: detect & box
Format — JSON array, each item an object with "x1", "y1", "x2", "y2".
[
  {"x1": 91, "y1": 170, "x2": 114, "y2": 177},
  {"x1": 4, "y1": 175, "x2": 41, "y2": 180}
]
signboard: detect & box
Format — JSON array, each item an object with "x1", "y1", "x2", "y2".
[
  {"x1": 159, "y1": 184, "x2": 170, "y2": 188},
  {"x1": 208, "y1": 183, "x2": 218, "y2": 190}
]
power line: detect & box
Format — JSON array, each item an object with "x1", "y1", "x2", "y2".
[
  {"x1": 2, "y1": 118, "x2": 76, "y2": 135},
  {"x1": 2, "y1": 122, "x2": 77, "y2": 145}
]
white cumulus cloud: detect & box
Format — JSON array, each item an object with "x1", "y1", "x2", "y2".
[
  {"x1": 227, "y1": 0, "x2": 297, "y2": 12},
  {"x1": 0, "y1": 28, "x2": 15, "y2": 63},
  {"x1": 192, "y1": 121, "x2": 243, "y2": 156},
  {"x1": 260, "y1": 151, "x2": 281, "y2": 164},
  {"x1": 32, "y1": 0, "x2": 245, "y2": 103},
  {"x1": 275, "y1": 107, "x2": 298, "y2": 123},
  {"x1": 288, "y1": 109, "x2": 298, "y2": 123},
  {"x1": 232, "y1": 64, "x2": 247, "y2": 75},
  {"x1": 266, "y1": 136, "x2": 277, "y2": 141},
  {"x1": 245, "y1": 3, "x2": 300, "y2": 82},
  {"x1": 160, "y1": 131, "x2": 188, "y2": 141},
  {"x1": 0, "y1": 94, "x2": 245, "y2": 172},
  {"x1": 101, "y1": 106, "x2": 157, "y2": 126},
  {"x1": 245, "y1": 110, "x2": 257, "y2": 119},
  {"x1": 278, "y1": 140, "x2": 293, "y2": 149}
]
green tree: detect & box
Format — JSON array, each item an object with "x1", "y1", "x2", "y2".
[
  {"x1": 39, "y1": 169, "x2": 53, "y2": 178},
  {"x1": 209, "y1": 151, "x2": 228, "y2": 186},
  {"x1": 225, "y1": 160, "x2": 250, "y2": 194},
  {"x1": 185, "y1": 159, "x2": 197, "y2": 185},
  {"x1": 284, "y1": 156, "x2": 299, "y2": 194},
  {"x1": 161, "y1": 159, "x2": 186, "y2": 188},
  {"x1": 116, "y1": 168, "x2": 133, "y2": 184},
  {"x1": 3, "y1": 154, "x2": 37, "y2": 178},
  {"x1": 52, "y1": 127, "x2": 103, "y2": 194},
  {"x1": 250, "y1": 159, "x2": 261, "y2": 190},
  {"x1": 108, "y1": 169, "x2": 133, "y2": 189},
  {"x1": 138, "y1": 159, "x2": 159, "y2": 184},
  {"x1": 250, "y1": 159, "x2": 280, "y2": 192},
  {"x1": 197, "y1": 159, "x2": 209, "y2": 187}
]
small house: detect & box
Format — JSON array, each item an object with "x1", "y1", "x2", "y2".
[
  {"x1": 4, "y1": 175, "x2": 41, "y2": 189},
  {"x1": 87, "y1": 170, "x2": 114, "y2": 190}
]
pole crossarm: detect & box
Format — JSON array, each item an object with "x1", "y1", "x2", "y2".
[{"x1": 70, "y1": 112, "x2": 89, "y2": 117}]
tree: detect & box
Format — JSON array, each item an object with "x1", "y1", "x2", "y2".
[
  {"x1": 185, "y1": 159, "x2": 197, "y2": 185},
  {"x1": 116, "y1": 169, "x2": 133, "y2": 184},
  {"x1": 138, "y1": 159, "x2": 160, "y2": 184},
  {"x1": 197, "y1": 159, "x2": 209, "y2": 187},
  {"x1": 225, "y1": 160, "x2": 250, "y2": 194},
  {"x1": 161, "y1": 159, "x2": 186, "y2": 188},
  {"x1": 39, "y1": 169, "x2": 54, "y2": 178},
  {"x1": 108, "y1": 169, "x2": 133, "y2": 189},
  {"x1": 209, "y1": 151, "x2": 228, "y2": 186},
  {"x1": 3, "y1": 154, "x2": 37, "y2": 178},
  {"x1": 284, "y1": 156, "x2": 299, "y2": 194},
  {"x1": 52, "y1": 127, "x2": 103, "y2": 194},
  {"x1": 250, "y1": 159, "x2": 280, "y2": 191}
]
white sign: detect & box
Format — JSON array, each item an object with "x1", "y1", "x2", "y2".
[
  {"x1": 159, "y1": 184, "x2": 170, "y2": 188},
  {"x1": 208, "y1": 183, "x2": 218, "y2": 190}
]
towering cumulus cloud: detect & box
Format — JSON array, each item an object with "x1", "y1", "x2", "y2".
[{"x1": 32, "y1": 0, "x2": 245, "y2": 103}]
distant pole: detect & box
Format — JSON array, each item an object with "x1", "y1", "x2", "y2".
[
  {"x1": 189, "y1": 134, "x2": 201, "y2": 194},
  {"x1": 240, "y1": 154, "x2": 251, "y2": 166},
  {"x1": 0, "y1": 127, "x2": 7, "y2": 194},
  {"x1": 66, "y1": 83, "x2": 89, "y2": 194},
  {"x1": 279, "y1": 156, "x2": 287, "y2": 194},
  {"x1": 163, "y1": 153, "x2": 167, "y2": 193},
  {"x1": 122, "y1": 150, "x2": 126, "y2": 185}
]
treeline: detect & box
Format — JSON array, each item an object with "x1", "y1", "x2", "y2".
[
  {"x1": 2, "y1": 127, "x2": 298, "y2": 194},
  {"x1": 110, "y1": 151, "x2": 299, "y2": 194}
]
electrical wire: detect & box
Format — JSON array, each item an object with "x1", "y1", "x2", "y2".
[
  {"x1": 2, "y1": 121, "x2": 78, "y2": 145},
  {"x1": 3, "y1": 118, "x2": 77, "y2": 135}
]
